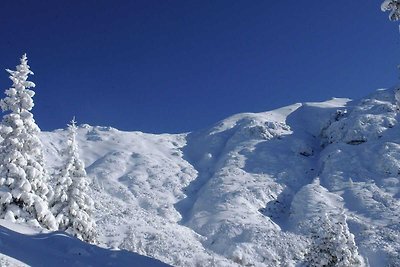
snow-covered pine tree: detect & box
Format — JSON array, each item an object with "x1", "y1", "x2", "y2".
[
  {"x1": 0, "y1": 54, "x2": 56, "y2": 230},
  {"x1": 304, "y1": 213, "x2": 363, "y2": 267},
  {"x1": 382, "y1": 0, "x2": 400, "y2": 21},
  {"x1": 395, "y1": 88, "x2": 400, "y2": 110},
  {"x1": 53, "y1": 118, "x2": 96, "y2": 243}
]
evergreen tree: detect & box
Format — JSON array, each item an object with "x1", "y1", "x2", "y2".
[
  {"x1": 0, "y1": 54, "x2": 56, "y2": 230},
  {"x1": 382, "y1": 0, "x2": 400, "y2": 21},
  {"x1": 304, "y1": 213, "x2": 363, "y2": 267},
  {"x1": 53, "y1": 118, "x2": 96, "y2": 243}
]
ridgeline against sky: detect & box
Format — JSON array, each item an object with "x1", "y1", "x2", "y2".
[{"x1": 0, "y1": 1, "x2": 400, "y2": 133}]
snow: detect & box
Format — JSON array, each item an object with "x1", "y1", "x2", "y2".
[
  {"x1": 1, "y1": 88, "x2": 400, "y2": 266},
  {"x1": 0, "y1": 219, "x2": 169, "y2": 266}
]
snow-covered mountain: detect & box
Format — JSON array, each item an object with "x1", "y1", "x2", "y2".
[
  {"x1": 0, "y1": 220, "x2": 169, "y2": 266},
  {"x1": 6, "y1": 88, "x2": 400, "y2": 266}
]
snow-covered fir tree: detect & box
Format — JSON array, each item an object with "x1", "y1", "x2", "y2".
[
  {"x1": 0, "y1": 54, "x2": 56, "y2": 230},
  {"x1": 382, "y1": 0, "x2": 400, "y2": 21},
  {"x1": 395, "y1": 88, "x2": 400, "y2": 110},
  {"x1": 53, "y1": 118, "x2": 96, "y2": 243},
  {"x1": 304, "y1": 213, "x2": 363, "y2": 267}
]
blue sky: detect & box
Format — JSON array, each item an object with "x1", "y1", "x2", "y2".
[{"x1": 0, "y1": 1, "x2": 399, "y2": 133}]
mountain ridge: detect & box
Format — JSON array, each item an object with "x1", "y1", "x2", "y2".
[{"x1": 32, "y1": 88, "x2": 400, "y2": 266}]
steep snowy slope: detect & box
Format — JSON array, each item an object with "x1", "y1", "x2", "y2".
[{"x1": 35, "y1": 88, "x2": 400, "y2": 266}]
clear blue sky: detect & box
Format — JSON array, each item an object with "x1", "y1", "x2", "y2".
[{"x1": 0, "y1": 1, "x2": 399, "y2": 133}]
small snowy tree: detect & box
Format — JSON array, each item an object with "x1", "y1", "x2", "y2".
[
  {"x1": 395, "y1": 88, "x2": 400, "y2": 110},
  {"x1": 0, "y1": 54, "x2": 56, "y2": 230},
  {"x1": 53, "y1": 118, "x2": 96, "y2": 243},
  {"x1": 382, "y1": 0, "x2": 400, "y2": 21},
  {"x1": 304, "y1": 213, "x2": 363, "y2": 267}
]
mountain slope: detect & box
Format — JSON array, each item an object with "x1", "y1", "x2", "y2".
[{"x1": 33, "y1": 88, "x2": 400, "y2": 266}]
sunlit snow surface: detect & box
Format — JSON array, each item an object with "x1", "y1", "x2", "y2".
[
  {"x1": 5, "y1": 88, "x2": 398, "y2": 266},
  {"x1": 0, "y1": 220, "x2": 169, "y2": 266}
]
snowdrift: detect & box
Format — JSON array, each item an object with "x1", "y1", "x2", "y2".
[{"x1": 0, "y1": 220, "x2": 169, "y2": 266}]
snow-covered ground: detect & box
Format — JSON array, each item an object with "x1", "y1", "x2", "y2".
[
  {"x1": 0, "y1": 220, "x2": 169, "y2": 266},
  {"x1": 3, "y1": 88, "x2": 400, "y2": 266}
]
